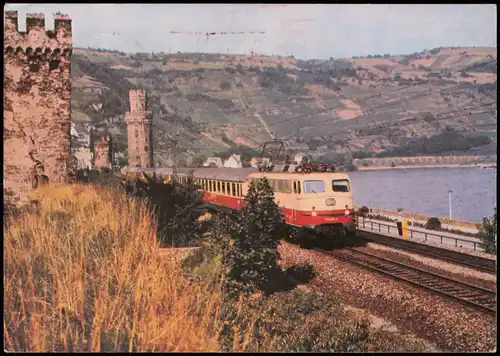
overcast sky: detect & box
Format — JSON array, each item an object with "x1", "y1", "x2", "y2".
[{"x1": 5, "y1": 3, "x2": 497, "y2": 59}]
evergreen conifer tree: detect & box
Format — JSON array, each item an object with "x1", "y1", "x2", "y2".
[{"x1": 222, "y1": 177, "x2": 286, "y2": 299}]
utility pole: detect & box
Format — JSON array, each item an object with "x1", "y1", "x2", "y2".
[
  {"x1": 448, "y1": 190, "x2": 453, "y2": 219},
  {"x1": 170, "y1": 133, "x2": 180, "y2": 179}
]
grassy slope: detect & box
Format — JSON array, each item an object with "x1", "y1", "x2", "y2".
[{"x1": 4, "y1": 184, "x2": 221, "y2": 352}]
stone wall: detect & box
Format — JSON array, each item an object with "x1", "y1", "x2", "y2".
[
  {"x1": 3, "y1": 11, "x2": 72, "y2": 207},
  {"x1": 125, "y1": 89, "x2": 154, "y2": 168}
]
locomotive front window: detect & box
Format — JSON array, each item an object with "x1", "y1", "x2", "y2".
[
  {"x1": 332, "y1": 179, "x2": 350, "y2": 192},
  {"x1": 303, "y1": 180, "x2": 326, "y2": 193}
]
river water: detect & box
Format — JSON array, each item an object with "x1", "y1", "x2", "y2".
[{"x1": 349, "y1": 167, "x2": 497, "y2": 222}]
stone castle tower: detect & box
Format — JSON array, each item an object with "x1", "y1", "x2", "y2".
[
  {"x1": 3, "y1": 11, "x2": 72, "y2": 207},
  {"x1": 125, "y1": 89, "x2": 154, "y2": 168},
  {"x1": 93, "y1": 135, "x2": 113, "y2": 169}
]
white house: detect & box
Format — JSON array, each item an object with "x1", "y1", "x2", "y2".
[
  {"x1": 223, "y1": 154, "x2": 243, "y2": 168},
  {"x1": 293, "y1": 152, "x2": 310, "y2": 164},
  {"x1": 71, "y1": 122, "x2": 91, "y2": 147},
  {"x1": 73, "y1": 147, "x2": 93, "y2": 169},
  {"x1": 203, "y1": 157, "x2": 224, "y2": 168},
  {"x1": 294, "y1": 152, "x2": 303, "y2": 164}
]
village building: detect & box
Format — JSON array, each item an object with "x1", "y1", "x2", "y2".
[
  {"x1": 73, "y1": 147, "x2": 93, "y2": 170},
  {"x1": 250, "y1": 156, "x2": 271, "y2": 169},
  {"x1": 203, "y1": 157, "x2": 224, "y2": 168},
  {"x1": 93, "y1": 135, "x2": 113, "y2": 169},
  {"x1": 223, "y1": 154, "x2": 243, "y2": 168}
]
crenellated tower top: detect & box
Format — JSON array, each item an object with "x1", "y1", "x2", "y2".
[{"x1": 4, "y1": 11, "x2": 72, "y2": 52}]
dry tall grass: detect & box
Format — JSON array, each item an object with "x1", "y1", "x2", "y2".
[{"x1": 4, "y1": 184, "x2": 222, "y2": 352}]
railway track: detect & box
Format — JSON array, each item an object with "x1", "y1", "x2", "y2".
[
  {"x1": 359, "y1": 231, "x2": 497, "y2": 274},
  {"x1": 316, "y1": 247, "x2": 497, "y2": 316}
]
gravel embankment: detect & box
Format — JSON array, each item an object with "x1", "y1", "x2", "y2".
[
  {"x1": 278, "y1": 241, "x2": 497, "y2": 352},
  {"x1": 361, "y1": 243, "x2": 496, "y2": 290}
]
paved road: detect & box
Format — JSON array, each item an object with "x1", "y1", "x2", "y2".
[{"x1": 359, "y1": 218, "x2": 485, "y2": 252}]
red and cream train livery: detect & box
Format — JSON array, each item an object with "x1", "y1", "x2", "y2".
[{"x1": 126, "y1": 167, "x2": 357, "y2": 236}]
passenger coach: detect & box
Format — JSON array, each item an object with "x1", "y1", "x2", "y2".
[{"x1": 126, "y1": 166, "x2": 356, "y2": 237}]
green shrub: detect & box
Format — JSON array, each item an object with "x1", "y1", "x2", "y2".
[
  {"x1": 121, "y1": 174, "x2": 209, "y2": 246},
  {"x1": 286, "y1": 263, "x2": 317, "y2": 284},
  {"x1": 425, "y1": 217, "x2": 442, "y2": 230},
  {"x1": 219, "y1": 290, "x2": 371, "y2": 352},
  {"x1": 220, "y1": 81, "x2": 232, "y2": 90},
  {"x1": 358, "y1": 206, "x2": 370, "y2": 217},
  {"x1": 181, "y1": 240, "x2": 223, "y2": 282},
  {"x1": 219, "y1": 289, "x2": 426, "y2": 352},
  {"x1": 73, "y1": 168, "x2": 122, "y2": 190},
  {"x1": 477, "y1": 208, "x2": 497, "y2": 254}
]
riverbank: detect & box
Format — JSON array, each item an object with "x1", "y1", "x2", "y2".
[
  {"x1": 356, "y1": 164, "x2": 496, "y2": 171},
  {"x1": 355, "y1": 207, "x2": 481, "y2": 233}
]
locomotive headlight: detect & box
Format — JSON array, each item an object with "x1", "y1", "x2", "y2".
[
  {"x1": 311, "y1": 211, "x2": 317, "y2": 216},
  {"x1": 345, "y1": 210, "x2": 350, "y2": 216},
  {"x1": 325, "y1": 198, "x2": 336, "y2": 206}
]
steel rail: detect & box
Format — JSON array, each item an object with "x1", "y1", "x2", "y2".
[
  {"x1": 358, "y1": 230, "x2": 497, "y2": 274},
  {"x1": 315, "y1": 247, "x2": 496, "y2": 316}
]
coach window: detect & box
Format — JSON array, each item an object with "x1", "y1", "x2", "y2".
[
  {"x1": 217, "y1": 181, "x2": 221, "y2": 192},
  {"x1": 332, "y1": 179, "x2": 350, "y2": 192},
  {"x1": 303, "y1": 180, "x2": 325, "y2": 193},
  {"x1": 278, "y1": 180, "x2": 291, "y2": 193},
  {"x1": 293, "y1": 181, "x2": 297, "y2": 194},
  {"x1": 297, "y1": 181, "x2": 301, "y2": 194},
  {"x1": 231, "y1": 183, "x2": 236, "y2": 196}
]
